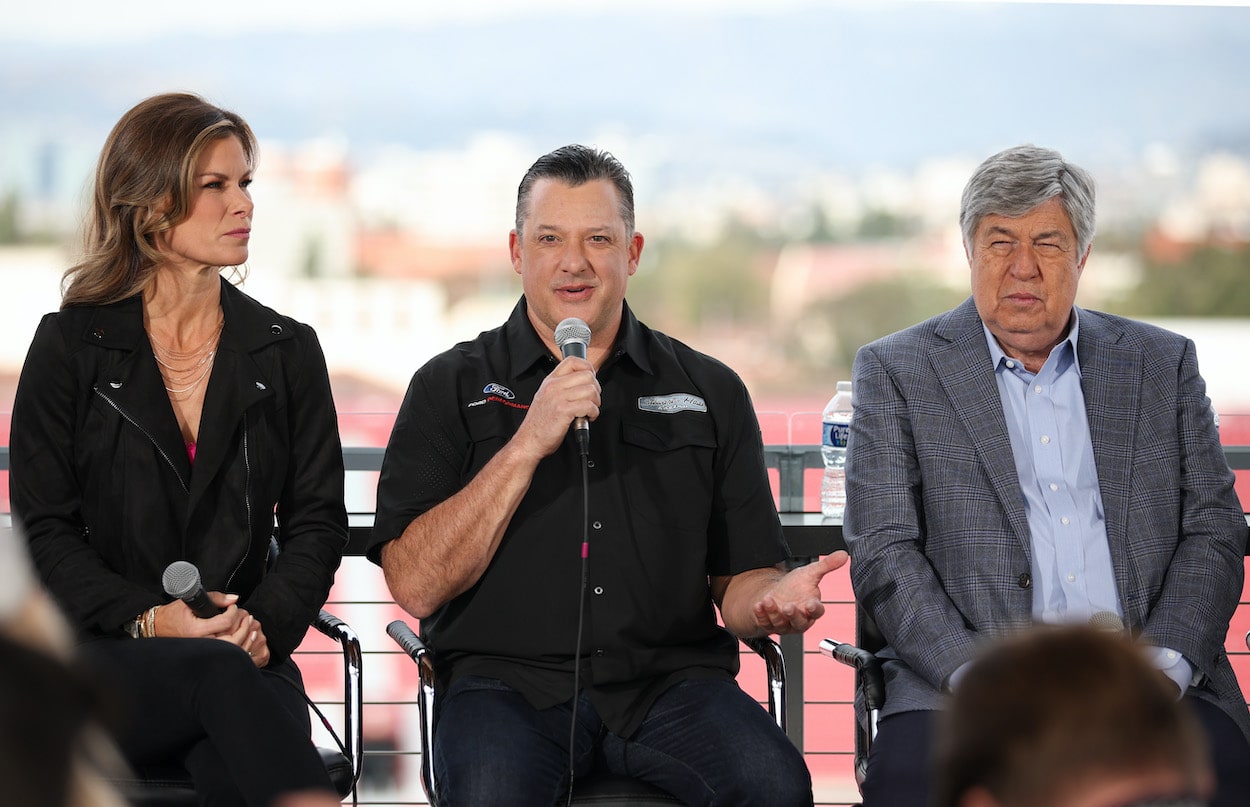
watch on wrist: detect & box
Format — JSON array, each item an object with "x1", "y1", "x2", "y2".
[{"x1": 125, "y1": 614, "x2": 144, "y2": 639}]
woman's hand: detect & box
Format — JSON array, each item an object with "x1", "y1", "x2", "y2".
[
  {"x1": 152, "y1": 591, "x2": 243, "y2": 638},
  {"x1": 150, "y1": 591, "x2": 269, "y2": 666},
  {"x1": 223, "y1": 609, "x2": 271, "y2": 668}
]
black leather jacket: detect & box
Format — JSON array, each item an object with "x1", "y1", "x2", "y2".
[{"x1": 9, "y1": 278, "x2": 348, "y2": 663}]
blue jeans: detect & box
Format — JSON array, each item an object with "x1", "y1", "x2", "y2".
[{"x1": 433, "y1": 675, "x2": 813, "y2": 806}]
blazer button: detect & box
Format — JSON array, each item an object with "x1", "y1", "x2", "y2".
[
  {"x1": 92, "y1": 328, "x2": 105, "y2": 339},
  {"x1": 270, "y1": 324, "x2": 283, "y2": 335},
  {"x1": 1017, "y1": 573, "x2": 1032, "y2": 589}
]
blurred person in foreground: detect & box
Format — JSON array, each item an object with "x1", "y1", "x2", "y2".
[
  {"x1": 1, "y1": 524, "x2": 128, "y2": 807},
  {"x1": 369, "y1": 144, "x2": 846, "y2": 806},
  {"x1": 935, "y1": 625, "x2": 1214, "y2": 807},
  {"x1": 844, "y1": 144, "x2": 1250, "y2": 806},
  {"x1": 8, "y1": 92, "x2": 348, "y2": 807}
]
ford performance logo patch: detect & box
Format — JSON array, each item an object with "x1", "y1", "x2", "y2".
[
  {"x1": 483, "y1": 383, "x2": 515, "y2": 400},
  {"x1": 638, "y1": 393, "x2": 707, "y2": 414}
]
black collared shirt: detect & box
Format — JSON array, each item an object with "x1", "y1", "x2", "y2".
[{"x1": 370, "y1": 298, "x2": 789, "y2": 736}]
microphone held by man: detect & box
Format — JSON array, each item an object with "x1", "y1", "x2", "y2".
[{"x1": 554, "y1": 316, "x2": 592, "y2": 453}]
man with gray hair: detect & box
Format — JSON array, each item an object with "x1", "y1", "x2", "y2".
[{"x1": 844, "y1": 144, "x2": 1250, "y2": 805}]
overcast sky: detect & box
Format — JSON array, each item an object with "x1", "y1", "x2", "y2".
[{"x1": 5, "y1": 0, "x2": 1246, "y2": 44}]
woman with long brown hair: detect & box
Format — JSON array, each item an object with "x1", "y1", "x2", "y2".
[{"x1": 9, "y1": 92, "x2": 348, "y2": 807}]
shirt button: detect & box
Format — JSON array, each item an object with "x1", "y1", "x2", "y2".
[
  {"x1": 593, "y1": 521, "x2": 602, "y2": 530},
  {"x1": 1067, "y1": 573, "x2": 1076, "y2": 583},
  {"x1": 1017, "y1": 573, "x2": 1032, "y2": 589},
  {"x1": 594, "y1": 649, "x2": 605, "y2": 657},
  {"x1": 593, "y1": 586, "x2": 604, "y2": 596},
  {"x1": 1060, "y1": 516, "x2": 1070, "y2": 526},
  {"x1": 1005, "y1": 360, "x2": 1016, "y2": 369},
  {"x1": 1166, "y1": 650, "x2": 1178, "y2": 661},
  {"x1": 1034, "y1": 385, "x2": 1043, "y2": 394},
  {"x1": 1049, "y1": 483, "x2": 1059, "y2": 492},
  {"x1": 1040, "y1": 435, "x2": 1050, "y2": 445},
  {"x1": 587, "y1": 460, "x2": 596, "y2": 469}
]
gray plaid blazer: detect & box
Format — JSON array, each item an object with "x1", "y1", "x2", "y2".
[{"x1": 844, "y1": 297, "x2": 1250, "y2": 741}]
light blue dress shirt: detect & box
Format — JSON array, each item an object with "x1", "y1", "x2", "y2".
[{"x1": 978, "y1": 309, "x2": 1193, "y2": 694}]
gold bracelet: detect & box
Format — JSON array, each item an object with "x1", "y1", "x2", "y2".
[{"x1": 143, "y1": 606, "x2": 158, "y2": 639}]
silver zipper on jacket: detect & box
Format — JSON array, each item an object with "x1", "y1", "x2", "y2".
[
  {"x1": 224, "y1": 411, "x2": 252, "y2": 590},
  {"x1": 93, "y1": 386, "x2": 189, "y2": 492}
]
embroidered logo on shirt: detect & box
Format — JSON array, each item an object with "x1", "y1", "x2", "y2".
[
  {"x1": 467, "y1": 382, "x2": 530, "y2": 411},
  {"x1": 637, "y1": 393, "x2": 707, "y2": 414}
]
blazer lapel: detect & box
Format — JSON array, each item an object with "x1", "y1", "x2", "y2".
[
  {"x1": 186, "y1": 348, "x2": 273, "y2": 508},
  {"x1": 1075, "y1": 310, "x2": 1141, "y2": 619},
  {"x1": 83, "y1": 299, "x2": 193, "y2": 491},
  {"x1": 932, "y1": 301, "x2": 1033, "y2": 555},
  {"x1": 185, "y1": 280, "x2": 286, "y2": 509}
]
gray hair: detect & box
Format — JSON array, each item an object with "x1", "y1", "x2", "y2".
[
  {"x1": 515, "y1": 144, "x2": 635, "y2": 236},
  {"x1": 959, "y1": 145, "x2": 1096, "y2": 256}
]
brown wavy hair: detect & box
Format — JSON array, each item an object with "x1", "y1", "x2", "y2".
[{"x1": 61, "y1": 92, "x2": 257, "y2": 308}]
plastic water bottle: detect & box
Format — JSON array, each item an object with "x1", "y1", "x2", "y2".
[{"x1": 821, "y1": 380, "x2": 854, "y2": 518}]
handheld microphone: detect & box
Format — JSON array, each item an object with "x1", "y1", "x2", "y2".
[
  {"x1": 162, "y1": 561, "x2": 223, "y2": 619},
  {"x1": 554, "y1": 317, "x2": 592, "y2": 452},
  {"x1": 1088, "y1": 611, "x2": 1126, "y2": 633}
]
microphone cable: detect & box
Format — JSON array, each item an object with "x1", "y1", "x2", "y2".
[
  {"x1": 267, "y1": 668, "x2": 357, "y2": 806},
  {"x1": 565, "y1": 445, "x2": 592, "y2": 806}
]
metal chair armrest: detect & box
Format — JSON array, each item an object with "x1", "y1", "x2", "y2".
[
  {"x1": 741, "y1": 635, "x2": 786, "y2": 733},
  {"x1": 820, "y1": 637, "x2": 884, "y2": 792},
  {"x1": 388, "y1": 619, "x2": 438, "y2": 807},
  {"x1": 313, "y1": 608, "x2": 363, "y2": 791},
  {"x1": 819, "y1": 637, "x2": 885, "y2": 713}
]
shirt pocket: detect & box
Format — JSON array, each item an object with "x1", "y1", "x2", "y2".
[
  {"x1": 619, "y1": 412, "x2": 717, "y2": 534},
  {"x1": 462, "y1": 405, "x2": 522, "y2": 480}
]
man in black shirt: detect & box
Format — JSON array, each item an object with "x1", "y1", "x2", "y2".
[{"x1": 369, "y1": 144, "x2": 845, "y2": 806}]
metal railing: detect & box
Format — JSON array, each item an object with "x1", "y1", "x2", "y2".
[
  {"x1": 3, "y1": 443, "x2": 1249, "y2": 806},
  {"x1": 322, "y1": 443, "x2": 1250, "y2": 806},
  {"x1": 7, "y1": 443, "x2": 1248, "y2": 489}
]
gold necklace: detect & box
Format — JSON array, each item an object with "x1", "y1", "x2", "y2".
[
  {"x1": 158, "y1": 350, "x2": 216, "y2": 396},
  {"x1": 153, "y1": 346, "x2": 215, "y2": 372},
  {"x1": 148, "y1": 317, "x2": 223, "y2": 359},
  {"x1": 149, "y1": 317, "x2": 224, "y2": 399}
]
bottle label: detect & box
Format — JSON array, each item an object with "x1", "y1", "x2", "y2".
[{"x1": 823, "y1": 421, "x2": 850, "y2": 449}]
